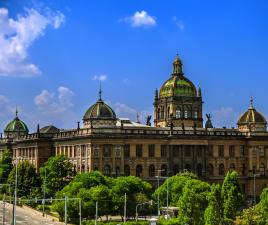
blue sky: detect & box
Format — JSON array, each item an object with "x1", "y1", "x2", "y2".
[{"x1": 0, "y1": 0, "x2": 268, "y2": 132}]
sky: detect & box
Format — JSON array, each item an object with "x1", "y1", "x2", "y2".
[{"x1": 0, "y1": 0, "x2": 268, "y2": 132}]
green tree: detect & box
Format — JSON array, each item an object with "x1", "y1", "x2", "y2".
[
  {"x1": 204, "y1": 184, "x2": 223, "y2": 225},
  {"x1": 177, "y1": 179, "x2": 210, "y2": 225},
  {"x1": 7, "y1": 160, "x2": 39, "y2": 197},
  {"x1": 255, "y1": 188, "x2": 268, "y2": 224},
  {"x1": 0, "y1": 149, "x2": 13, "y2": 183},
  {"x1": 221, "y1": 171, "x2": 244, "y2": 222},
  {"x1": 40, "y1": 155, "x2": 74, "y2": 197}
]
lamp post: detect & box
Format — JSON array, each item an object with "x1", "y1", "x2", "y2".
[
  {"x1": 136, "y1": 200, "x2": 153, "y2": 222},
  {"x1": 155, "y1": 175, "x2": 169, "y2": 218},
  {"x1": 156, "y1": 169, "x2": 165, "y2": 216}
]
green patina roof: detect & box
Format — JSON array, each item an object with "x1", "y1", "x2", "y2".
[
  {"x1": 83, "y1": 98, "x2": 116, "y2": 121},
  {"x1": 4, "y1": 116, "x2": 29, "y2": 133},
  {"x1": 159, "y1": 75, "x2": 197, "y2": 98},
  {"x1": 159, "y1": 55, "x2": 197, "y2": 98}
]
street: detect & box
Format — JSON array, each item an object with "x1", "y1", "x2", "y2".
[{"x1": 0, "y1": 202, "x2": 63, "y2": 225}]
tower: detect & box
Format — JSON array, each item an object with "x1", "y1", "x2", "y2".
[{"x1": 154, "y1": 55, "x2": 203, "y2": 128}]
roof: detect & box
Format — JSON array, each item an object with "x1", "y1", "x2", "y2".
[
  {"x1": 40, "y1": 125, "x2": 60, "y2": 133},
  {"x1": 4, "y1": 114, "x2": 29, "y2": 134}
]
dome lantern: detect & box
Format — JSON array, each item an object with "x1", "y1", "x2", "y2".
[{"x1": 172, "y1": 54, "x2": 183, "y2": 76}]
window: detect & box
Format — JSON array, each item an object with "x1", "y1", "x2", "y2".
[
  {"x1": 116, "y1": 167, "x2": 120, "y2": 177},
  {"x1": 219, "y1": 164, "x2": 225, "y2": 176},
  {"x1": 184, "y1": 146, "x2": 191, "y2": 157},
  {"x1": 157, "y1": 108, "x2": 160, "y2": 120},
  {"x1": 149, "y1": 145, "x2": 155, "y2": 157},
  {"x1": 218, "y1": 145, "x2": 224, "y2": 157},
  {"x1": 93, "y1": 145, "x2": 99, "y2": 157},
  {"x1": 260, "y1": 163, "x2": 265, "y2": 176},
  {"x1": 161, "y1": 145, "x2": 167, "y2": 157},
  {"x1": 149, "y1": 165, "x2": 155, "y2": 177},
  {"x1": 124, "y1": 144, "x2": 130, "y2": 158},
  {"x1": 242, "y1": 164, "x2": 246, "y2": 175},
  {"x1": 196, "y1": 147, "x2": 202, "y2": 157},
  {"x1": 253, "y1": 165, "x2": 256, "y2": 174},
  {"x1": 175, "y1": 110, "x2": 181, "y2": 119},
  {"x1": 124, "y1": 165, "x2": 130, "y2": 176},
  {"x1": 229, "y1": 145, "x2": 235, "y2": 158},
  {"x1": 104, "y1": 165, "x2": 111, "y2": 176},
  {"x1": 173, "y1": 165, "x2": 179, "y2": 175},
  {"x1": 161, "y1": 164, "x2": 167, "y2": 176},
  {"x1": 208, "y1": 146, "x2": 213, "y2": 157},
  {"x1": 136, "y1": 165, "x2": 143, "y2": 177},
  {"x1": 208, "y1": 164, "x2": 214, "y2": 176},
  {"x1": 103, "y1": 145, "x2": 111, "y2": 157},
  {"x1": 230, "y1": 163, "x2": 235, "y2": 170},
  {"x1": 197, "y1": 164, "x2": 202, "y2": 177},
  {"x1": 185, "y1": 164, "x2": 191, "y2": 172},
  {"x1": 240, "y1": 145, "x2": 245, "y2": 156},
  {"x1": 259, "y1": 146, "x2": 265, "y2": 157},
  {"x1": 184, "y1": 110, "x2": 188, "y2": 119},
  {"x1": 81, "y1": 145, "x2": 85, "y2": 157},
  {"x1": 167, "y1": 107, "x2": 170, "y2": 118},
  {"x1": 136, "y1": 145, "x2": 143, "y2": 158},
  {"x1": 173, "y1": 145, "x2": 180, "y2": 157},
  {"x1": 194, "y1": 111, "x2": 198, "y2": 119}
]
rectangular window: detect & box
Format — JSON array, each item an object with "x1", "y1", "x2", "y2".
[
  {"x1": 136, "y1": 144, "x2": 143, "y2": 158},
  {"x1": 148, "y1": 145, "x2": 155, "y2": 157},
  {"x1": 240, "y1": 145, "x2": 245, "y2": 156},
  {"x1": 175, "y1": 110, "x2": 181, "y2": 119},
  {"x1": 161, "y1": 145, "x2": 167, "y2": 157},
  {"x1": 194, "y1": 111, "x2": 198, "y2": 119},
  {"x1": 259, "y1": 146, "x2": 265, "y2": 157},
  {"x1": 218, "y1": 145, "x2": 224, "y2": 157},
  {"x1": 173, "y1": 145, "x2": 180, "y2": 157},
  {"x1": 208, "y1": 146, "x2": 213, "y2": 157},
  {"x1": 74, "y1": 146, "x2": 77, "y2": 157},
  {"x1": 124, "y1": 144, "x2": 130, "y2": 158},
  {"x1": 103, "y1": 145, "x2": 111, "y2": 157},
  {"x1": 184, "y1": 110, "x2": 188, "y2": 119},
  {"x1": 229, "y1": 145, "x2": 235, "y2": 158},
  {"x1": 184, "y1": 145, "x2": 191, "y2": 157}
]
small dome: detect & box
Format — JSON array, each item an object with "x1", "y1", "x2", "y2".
[
  {"x1": 4, "y1": 110, "x2": 29, "y2": 134},
  {"x1": 237, "y1": 100, "x2": 267, "y2": 125},
  {"x1": 159, "y1": 55, "x2": 197, "y2": 98},
  {"x1": 237, "y1": 98, "x2": 267, "y2": 132},
  {"x1": 83, "y1": 99, "x2": 116, "y2": 121}
]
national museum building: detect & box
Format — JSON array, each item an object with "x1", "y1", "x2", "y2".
[{"x1": 1, "y1": 56, "x2": 268, "y2": 201}]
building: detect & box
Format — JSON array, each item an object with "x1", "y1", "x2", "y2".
[{"x1": 0, "y1": 55, "x2": 268, "y2": 202}]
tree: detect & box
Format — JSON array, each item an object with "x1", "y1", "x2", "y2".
[
  {"x1": 0, "y1": 149, "x2": 13, "y2": 183},
  {"x1": 255, "y1": 188, "x2": 268, "y2": 224},
  {"x1": 7, "y1": 160, "x2": 39, "y2": 197},
  {"x1": 221, "y1": 171, "x2": 244, "y2": 221},
  {"x1": 40, "y1": 155, "x2": 74, "y2": 197},
  {"x1": 204, "y1": 184, "x2": 223, "y2": 225},
  {"x1": 177, "y1": 179, "x2": 211, "y2": 225}
]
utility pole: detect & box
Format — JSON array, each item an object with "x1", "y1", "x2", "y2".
[
  {"x1": 95, "y1": 201, "x2": 98, "y2": 225},
  {"x1": 124, "y1": 193, "x2": 126, "y2": 223},
  {"x1": 64, "y1": 195, "x2": 68, "y2": 225},
  {"x1": 42, "y1": 168, "x2": 46, "y2": 217},
  {"x1": 12, "y1": 157, "x2": 19, "y2": 225},
  {"x1": 2, "y1": 194, "x2": 6, "y2": 225}
]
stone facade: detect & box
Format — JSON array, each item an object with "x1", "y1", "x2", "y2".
[{"x1": 0, "y1": 55, "x2": 267, "y2": 203}]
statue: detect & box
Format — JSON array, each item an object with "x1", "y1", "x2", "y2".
[
  {"x1": 205, "y1": 114, "x2": 213, "y2": 129},
  {"x1": 146, "y1": 115, "x2": 152, "y2": 126}
]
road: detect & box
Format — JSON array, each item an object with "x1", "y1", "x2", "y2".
[{"x1": 0, "y1": 201, "x2": 63, "y2": 225}]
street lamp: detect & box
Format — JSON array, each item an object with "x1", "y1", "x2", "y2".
[
  {"x1": 156, "y1": 169, "x2": 165, "y2": 216},
  {"x1": 155, "y1": 175, "x2": 169, "y2": 219},
  {"x1": 136, "y1": 200, "x2": 153, "y2": 222}
]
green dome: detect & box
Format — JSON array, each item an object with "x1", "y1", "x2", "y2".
[
  {"x1": 159, "y1": 56, "x2": 197, "y2": 98},
  {"x1": 83, "y1": 99, "x2": 116, "y2": 121},
  {"x1": 4, "y1": 112, "x2": 29, "y2": 134}
]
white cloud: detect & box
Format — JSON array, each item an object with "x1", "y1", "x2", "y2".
[
  {"x1": 0, "y1": 95, "x2": 14, "y2": 118},
  {"x1": 113, "y1": 102, "x2": 153, "y2": 124},
  {"x1": 0, "y1": 7, "x2": 65, "y2": 77},
  {"x1": 122, "y1": 11, "x2": 156, "y2": 27},
  {"x1": 172, "y1": 16, "x2": 184, "y2": 31},
  {"x1": 211, "y1": 107, "x2": 237, "y2": 128},
  {"x1": 34, "y1": 86, "x2": 74, "y2": 115},
  {"x1": 92, "y1": 74, "x2": 107, "y2": 81}
]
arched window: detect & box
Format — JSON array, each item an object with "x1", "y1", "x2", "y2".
[
  {"x1": 73, "y1": 165, "x2": 77, "y2": 172},
  {"x1": 149, "y1": 165, "x2": 155, "y2": 177},
  {"x1": 173, "y1": 165, "x2": 179, "y2": 175},
  {"x1": 161, "y1": 164, "x2": 167, "y2": 176},
  {"x1": 104, "y1": 165, "x2": 111, "y2": 176},
  {"x1": 197, "y1": 164, "x2": 202, "y2": 177},
  {"x1": 185, "y1": 164, "x2": 191, "y2": 172},
  {"x1": 241, "y1": 164, "x2": 246, "y2": 175},
  {"x1": 81, "y1": 164, "x2": 85, "y2": 173},
  {"x1": 260, "y1": 163, "x2": 265, "y2": 176},
  {"x1": 136, "y1": 165, "x2": 143, "y2": 177},
  {"x1": 116, "y1": 166, "x2": 120, "y2": 177},
  {"x1": 208, "y1": 164, "x2": 214, "y2": 176},
  {"x1": 230, "y1": 163, "x2": 235, "y2": 170},
  {"x1": 124, "y1": 165, "x2": 130, "y2": 176},
  {"x1": 94, "y1": 166, "x2": 98, "y2": 171},
  {"x1": 176, "y1": 109, "x2": 181, "y2": 119},
  {"x1": 161, "y1": 107, "x2": 164, "y2": 119},
  {"x1": 219, "y1": 164, "x2": 225, "y2": 176},
  {"x1": 194, "y1": 111, "x2": 198, "y2": 119}
]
